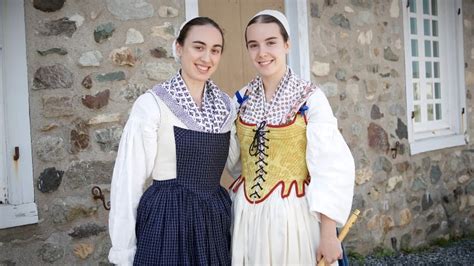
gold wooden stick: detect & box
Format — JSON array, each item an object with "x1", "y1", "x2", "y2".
[{"x1": 317, "y1": 209, "x2": 361, "y2": 266}]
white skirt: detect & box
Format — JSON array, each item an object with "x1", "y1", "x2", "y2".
[{"x1": 231, "y1": 184, "x2": 329, "y2": 266}]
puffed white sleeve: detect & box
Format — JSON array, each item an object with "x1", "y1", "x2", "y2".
[
  {"x1": 108, "y1": 92, "x2": 160, "y2": 266},
  {"x1": 225, "y1": 90, "x2": 243, "y2": 179},
  {"x1": 305, "y1": 88, "x2": 355, "y2": 227}
]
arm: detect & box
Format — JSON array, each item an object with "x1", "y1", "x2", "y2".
[
  {"x1": 225, "y1": 90, "x2": 244, "y2": 179},
  {"x1": 318, "y1": 214, "x2": 342, "y2": 264},
  {"x1": 108, "y1": 93, "x2": 160, "y2": 265},
  {"x1": 304, "y1": 88, "x2": 355, "y2": 264}
]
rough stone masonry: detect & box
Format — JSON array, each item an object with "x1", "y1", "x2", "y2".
[{"x1": 0, "y1": 0, "x2": 473, "y2": 264}]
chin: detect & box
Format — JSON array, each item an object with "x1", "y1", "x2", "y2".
[
  {"x1": 255, "y1": 63, "x2": 279, "y2": 76},
  {"x1": 258, "y1": 68, "x2": 277, "y2": 78},
  {"x1": 195, "y1": 74, "x2": 211, "y2": 83}
]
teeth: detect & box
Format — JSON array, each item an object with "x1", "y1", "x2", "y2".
[
  {"x1": 196, "y1": 65, "x2": 209, "y2": 71},
  {"x1": 259, "y1": 60, "x2": 272, "y2": 66}
]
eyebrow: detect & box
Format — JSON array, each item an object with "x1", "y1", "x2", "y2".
[
  {"x1": 192, "y1": 40, "x2": 223, "y2": 49},
  {"x1": 246, "y1": 36, "x2": 278, "y2": 44}
]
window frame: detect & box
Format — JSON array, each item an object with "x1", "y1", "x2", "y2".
[
  {"x1": 403, "y1": 0, "x2": 467, "y2": 155},
  {"x1": 0, "y1": 0, "x2": 38, "y2": 229}
]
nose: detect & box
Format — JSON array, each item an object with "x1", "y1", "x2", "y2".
[
  {"x1": 257, "y1": 46, "x2": 267, "y2": 58},
  {"x1": 201, "y1": 50, "x2": 211, "y2": 62}
]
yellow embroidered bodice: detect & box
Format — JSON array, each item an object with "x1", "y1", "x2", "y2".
[{"x1": 234, "y1": 115, "x2": 309, "y2": 203}]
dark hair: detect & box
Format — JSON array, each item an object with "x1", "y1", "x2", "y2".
[
  {"x1": 245, "y1": 14, "x2": 289, "y2": 45},
  {"x1": 176, "y1": 17, "x2": 225, "y2": 52}
]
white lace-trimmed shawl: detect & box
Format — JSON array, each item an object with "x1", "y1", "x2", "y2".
[
  {"x1": 239, "y1": 67, "x2": 317, "y2": 125},
  {"x1": 152, "y1": 71, "x2": 231, "y2": 133}
]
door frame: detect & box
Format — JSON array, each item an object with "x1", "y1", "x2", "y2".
[
  {"x1": 184, "y1": 0, "x2": 311, "y2": 80},
  {"x1": 0, "y1": 0, "x2": 38, "y2": 229},
  {"x1": 0, "y1": 0, "x2": 7, "y2": 205}
]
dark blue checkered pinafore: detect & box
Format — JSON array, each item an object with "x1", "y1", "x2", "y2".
[{"x1": 134, "y1": 126, "x2": 231, "y2": 265}]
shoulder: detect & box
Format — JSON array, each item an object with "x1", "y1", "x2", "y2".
[
  {"x1": 306, "y1": 84, "x2": 328, "y2": 106},
  {"x1": 133, "y1": 90, "x2": 158, "y2": 108},
  {"x1": 305, "y1": 84, "x2": 337, "y2": 122},
  {"x1": 129, "y1": 90, "x2": 160, "y2": 122}
]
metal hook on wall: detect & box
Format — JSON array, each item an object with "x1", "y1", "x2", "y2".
[
  {"x1": 390, "y1": 141, "x2": 400, "y2": 159},
  {"x1": 91, "y1": 186, "x2": 111, "y2": 211}
]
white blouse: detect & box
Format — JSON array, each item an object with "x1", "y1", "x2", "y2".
[
  {"x1": 226, "y1": 88, "x2": 355, "y2": 227},
  {"x1": 108, "y1": 92, "x2": 235, "y2": 266}
]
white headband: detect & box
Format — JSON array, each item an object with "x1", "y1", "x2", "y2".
[
  {"x1": 252, "y1": 9, "x2": 290, "y2": 38},
  {"x1": 172, "y1": 17, "x2": 197, "y2": 63}
]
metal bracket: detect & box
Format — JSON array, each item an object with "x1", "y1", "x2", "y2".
[
  {"x1": 91, "y1": 186, "x2": 110, "y2": 211},
  {"x1": 390, "y1": 141, "x2": 400, "y2": 159},
  {"x1": 13, "y1": 147, "x2": 20, "y2": 161}
]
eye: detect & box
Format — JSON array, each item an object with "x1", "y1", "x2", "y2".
[
  {"x1": 194, "y1": 46, "x2": 204, "y2": 51},
  {"x1": 248, "y1": 43, "x2": 258, "y2": 49},
  {"x1": 267, "y1": 41, "x2": 276, "y2": 46},
  {"x1": 211, "y1": 48, "x2": 221, "y2": 55}
]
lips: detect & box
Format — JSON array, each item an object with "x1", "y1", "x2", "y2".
[
  {"x1": 195, "y1": 64, "x2": 211, "y2": 74},
  {"x1": 258, "y1": 59, "x2": 274, "y2": 66}
]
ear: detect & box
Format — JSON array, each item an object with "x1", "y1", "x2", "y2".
[
  {"x1": 284, "y1": 40, "x2": 291, "y2": 54},
  {"x1": 175, "y1": 42, "x2": 183, "y2": 57}
]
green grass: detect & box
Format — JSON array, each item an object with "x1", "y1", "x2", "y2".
[
  {"x1": 347, "y1": 251, "x2": 365, "y2": 264},
  {"x1": 371, "y1": 246, "x2": 396, "y2": 258},
  {"x1": 431, "y1": 237, "x2": 452, "y2": 247},
  {"x1": 399, "y1": 233, "x2": 474, "y2": 254}
]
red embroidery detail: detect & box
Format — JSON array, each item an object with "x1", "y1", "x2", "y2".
[{"x1": 231, "y1": 176, "x2": 311, "y2": 204}]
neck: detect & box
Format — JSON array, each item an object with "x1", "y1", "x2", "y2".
[{"x1": 261, "y1": 66, "x2": 287, "y2": 102}]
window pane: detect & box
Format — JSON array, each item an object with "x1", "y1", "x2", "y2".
[
  {"x1": 435, "y1": 103, "x2": 442, "y2": 120},
  {"x1": 426, "y1": 82, "x2": 433, "y2": 99},
  {"x1": 434, "y1": 62, "x2": 440, "y2": 78},
  {"x1": 424, "y1": 19, "x2": 431, "y2": 36},
  {"x1": 414, "y1": 105, "x2": 421, "y2": 122},
  {"x1": 425, "y1": 62, "x2": 432, "y2": 78},
  {"x1": 431, "y1": 0, "x2": 438, "y2": 16},
  {"x1": 410, "y1": 0, "x2": 417, "y2": 13},
  {"x1": 410, "y1": 18, "x2": 417, "y2": 34},
  {"x1": 432, "y1": 20, "x2": 438, "y2": 36},
  {"x1": 433, "y1": 41, "x2": 439, "y2": 57},
  {"x1": 434, "y1": 83, "x2": 441, "y2": 99},
  {"x1": 423, "y1": 0, "x2": 430, "y2": 15},
  {"x1": 413, "y1": 61, "x2": 419, "y2": 78},
  {"x1": 413, "y1": 82, "x2": 420, "y2": 100},
  {"x1": 427, "y1": 104, "x2": 434, "y2": 121},
  {"x1": 425, "y1": 40, "x2": 431, "y2": 57},
  {"x1": 411, "y1": 39, "x2": 418, "y2": 57}
]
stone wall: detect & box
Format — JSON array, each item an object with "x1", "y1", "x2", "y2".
[
  {"x1": 309, "y1": 0, "x2": 474, "y2": 254},
  {"x1": 1, "y1": 0, "x2": 183, "y2": 264},
  {"x1": 0, "y1": 0, "x2": 473, "y2": 264}
]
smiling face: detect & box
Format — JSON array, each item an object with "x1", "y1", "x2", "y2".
[
  {"x1": 245, "y1": 22, "x2": 289, "y2": 82},
  {"x1": 176, "y1": 24, "x2": 223, "y2": 89}
]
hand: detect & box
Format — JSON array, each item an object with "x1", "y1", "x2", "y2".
[
  {"x1": 317, "y1": 214, "x2": 342, "y2": 265},
  {"x1": 316, "y1": 234, "x2": 342, "y2": 265}
]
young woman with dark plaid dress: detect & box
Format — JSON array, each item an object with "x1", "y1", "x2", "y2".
[
  {"x1": 227, "y1": 10, "x2": 355, "y2": 266},
  {"x1": 108, "y1": 17, "x2": 234, "y2": 265}
]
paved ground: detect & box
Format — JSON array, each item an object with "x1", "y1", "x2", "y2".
[{"x1": 350, "y1": 238, "x2": 474, "y2": 265}]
